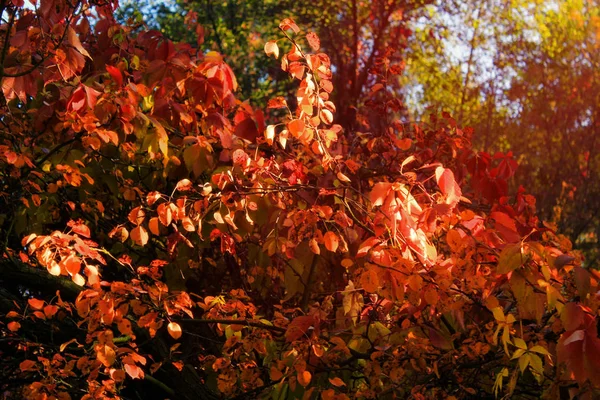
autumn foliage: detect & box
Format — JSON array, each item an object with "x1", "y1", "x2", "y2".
[{"x1": 0, "y1": 1, "x2": 599, "y2": 399}]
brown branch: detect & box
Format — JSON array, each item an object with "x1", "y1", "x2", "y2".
[{"x1": 0, "y1": 254, "x2": 82, "y2": 299}]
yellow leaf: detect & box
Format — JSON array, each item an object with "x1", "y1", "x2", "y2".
[
  {"x1": 60, "y1": 338, "x2": 78, "y2": 352},
  {"x1": 513, "y1": 337, "x2": 527, "y2": 349},
  {"x1": 529, "y1": 345, "x2": 550, "y2": 355},
  {"x1": 497, "y1": 244, "x2": 524, "y2": 274},
  {"x1": 518, "y1": 353, "x2": 530, "y2": 373},
  {"x1": 265, "y1": 125, "x2": 275, "y2": 145},
  {"x1": 528, "y1": 353, "x2": 543, "y2": 374}
]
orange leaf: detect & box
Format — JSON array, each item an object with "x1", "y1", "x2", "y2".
[
  {"x1": 312, "y1": 344, "x2": 325, "y2": 357},
  {"x1": 264, "y1": 41, "x2": 279, "y2": 58},
  {"x1": 110, "y1": 368, "x2": 127, "y2": 382},
  {"x1": 298, "y1": 370, "x2": 312, "y2": 387},
  {"x1": 446, "y1": 229, "x2": 463, "y2": 252},
  {"x1": 320, "y1": 109, "x2": 333, "y2": 125},
  {"x1": 72, "y1": 273, "x2": 86, "y2": 286},
  {"x1": 181, "y1": 217, "x2": 196, "y2": 232},
  {"x1": 172, "y1": 360, "x2": 184, "y2": 371},
  {"x1": 359, "y1": 269, "x2": 380, "y2": 293},
  {"x1": 288, "y1": 62, "x2": 305, "y2": 80},
  {"x1": 309, "y1": 238, "x2": 320, "y2": 255},
  {"x1": 128, "y1": 206, "x2": 145, "y2": 226},
  {"x1": 288, "y1": 119, "x2": 305, "y2": 138},
  {"x1": 328, "y1": 377, "x2": 345, "y2": 387},
  {"x1": 62, "y1": 255, "x2": 81, "y2": 276},
  {"x1": 176, "y1": 179, "x2": 193, "y2": 191},
  {"x1": 168, "y1": 322, "x2": 182, "y2": 340},
  {"x1": 285, "y1": 315, "x2": 315, "y2": 342},
  {"x1": 435, "y1": 166, "x2": 462, "y2": 207},
  {"x1": 60, "y1": 338, "x2": 78, "y2": 352},
  {"x1": 270, "y1": 366, "x2": 283, "y2": 381},
  {"x1": 7, "y1": 321, "x2": 20, "y2": 332},
  {"x1": 267, "y1": 97, "x2": 287, "y2": 109},
  {"x1": 44, "y1": 305, "x2": 58, "y2": 319},
  {"x1": 306, "y1": 32, "x2": 320, "y2": 51},
  {"x1": 158, "y1": 203, "x2": 173, "y2": 226},
  {"x1": 97, "y1": 345, "x2": 116, "y2": 367},
  {"x1": 108, "y1": 226, "x2": 129, "y2": 242},
  {"x1": 149, "y1": 217, "x2": 160, "y2": 236},
  {"x1": 19, "y1": 360, "x2": 36, "y2": 372},
  {"x1": 279, "y1": 18, "x2": 300, "y2": 33},
  {"x1": 323, "y1": 231, "x2": 339, "y2": 252},
  {"x1": 21, "y1": 233, "x2": 37, "y2": 247},
  {"x1": 369, "y1": 182, "x2": 392, "y2": 207},
  {"x1": 131, "y1": 226, "x2": 149, "y2": 246},
  {"x1": 28, "y1": 298, "x2": 44, "y2": 310},
  {"x1": 124, "y1": 363, "x2": 145, "y2": 379},
  {"x1": 356, "y1": 237, "x2": 380, "y2": 257}
]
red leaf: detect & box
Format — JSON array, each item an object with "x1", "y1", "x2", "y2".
[
  {"x1": 306, "y1": 32, "x2": 320, "y2": 51},
  {"x1": 234, "y1": 117, "x2": 259, "y2": 142},
  {"x1": 435, "y1": 167, "x2": 462, "y2": 207},
  {"x1": 285, "y1": 316, "x2": 315, "y2": 342},
  {"x1": 106, "y1": 65, "x2": 123, "y2": 86},
  {"x1": 19, "y1": 360, "x2": 36, "y2": 372},
  {"x1": 279, "y1": 18, "x2": 300, "y2": 33},
  {"x1": 69, "y1": 220, "x2": 91, "y2": 238}
]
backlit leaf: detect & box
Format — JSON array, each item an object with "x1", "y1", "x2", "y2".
[
  {"x1": 264, "y1": 41, "x2": 279, "y2": 58},
  {"x1": 168, "y1": 322, "x2": 183, "y2": 340}
]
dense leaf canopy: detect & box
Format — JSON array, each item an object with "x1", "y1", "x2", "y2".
[{"x1": 0, "y1": 1, "x2": 598, "y2": 400}]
